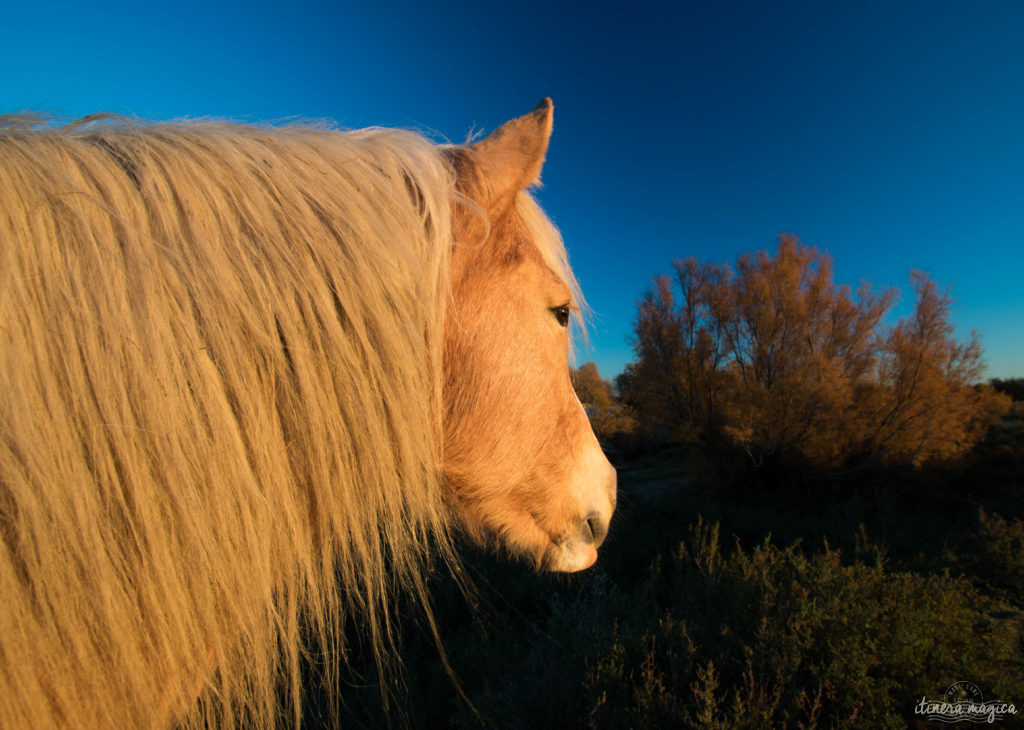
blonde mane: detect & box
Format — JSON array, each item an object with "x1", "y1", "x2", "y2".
[{"x1": 0, "y1": 117, "x2": 468, "y2": 728}]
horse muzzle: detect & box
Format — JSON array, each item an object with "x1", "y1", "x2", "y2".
[{"x1": 543, "y1": 449, "x2": 616, "y2": 572}]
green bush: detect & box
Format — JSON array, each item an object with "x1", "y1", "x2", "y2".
[
  {"x1": 952, "y1": 510, "x2": 1024, "y2": 607},
  {"x1": 584, "y1": 519, "x2": 1024, "y2": 728}
]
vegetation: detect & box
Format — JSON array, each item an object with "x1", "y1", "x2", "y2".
[
  {"x1": 329, "y1": 238, "x2": 1024, "y2": 728},
  {"x1": 616, "y1": 235, "x2": 992, "y2": 477},
  {"x1": 572, "y1": 361, "x2": 638, "y2": 445},
  {"x1": 330, "y1": 436, "x2": 1024, "y2": 728},
  {"x1": 992, "y1": 377, "x2": 1024, "y2": 402}
]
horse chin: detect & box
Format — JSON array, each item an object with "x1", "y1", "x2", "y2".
[{"x1": 541, "y1": 539, "x2": 599, "y2": 573}]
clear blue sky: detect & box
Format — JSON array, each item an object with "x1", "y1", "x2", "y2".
[{"x1": 4, "y1": 1, "x2": 1022, "y2": 380}]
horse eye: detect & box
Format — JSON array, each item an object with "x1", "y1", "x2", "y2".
[{"x1": 552, "y1": 305, "x2": 571, "y2": 327}]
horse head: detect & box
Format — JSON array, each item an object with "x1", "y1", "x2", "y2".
[{"x1": 443, "y1": 100, "x2": 617, "y2": 572}]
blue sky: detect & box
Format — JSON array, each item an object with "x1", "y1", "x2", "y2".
[{"x1": 4, "y1": 1, "x2": 1022, "y2": 380}]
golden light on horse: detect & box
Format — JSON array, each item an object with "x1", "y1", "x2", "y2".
[
  {"x1": 444, "y1": 100, "x2": 617, "y2": 572},
  {"x1": 0, "y1": 99, "x2": 615, "y2": 728}
]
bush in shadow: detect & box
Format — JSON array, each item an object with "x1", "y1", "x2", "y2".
[{"x1": 585, "y1": 518, "x2": 1023, "y2": 729}]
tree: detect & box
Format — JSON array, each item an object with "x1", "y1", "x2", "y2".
[
  {"x1": 572, "y1": 361, "x2": 614, "y2": 408},
  {"x1": 572, "y1": 362, "x2": 637, "y2": 445},
  {"x1": 622, "y1": 261, "x2": 733, "y2": 444},
  {"x1": 625, "y1": 236, "x2": 989, "y2": 473},
  {"x1": 866, "y1": 272, "x2": 986, "y2": 465},
  {"x1": 713, "y1": 236, "x2": 895, "y2": 468},
  {"x1": 991, "y1": 378, "x2": 1024, "y2": 402},
  {"x1": 626, "y1": 276, "x2": 690, "y2": 441}
]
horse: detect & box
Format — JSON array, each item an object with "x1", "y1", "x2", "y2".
[{"x1": 0, "y1": 99, "x2": 616, "y2": 728}]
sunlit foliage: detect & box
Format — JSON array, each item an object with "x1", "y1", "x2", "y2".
[
  {"x1": 622, "y1": 235, "x2": 991, "y2": 471},
  {"x1": 572, "y1": 361, "x2": 616, "y2": 408},
  {"x1": 572, "y1": 362, "x2": 638, "y2": 443}
]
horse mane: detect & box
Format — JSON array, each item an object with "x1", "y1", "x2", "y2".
[{"x1": 0, "y1": 116, "x2": 465, "y2": 728}]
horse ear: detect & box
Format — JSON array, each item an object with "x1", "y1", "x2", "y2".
[{"x1": 471, "y1": 98, "x2": 553, "y2": 210}]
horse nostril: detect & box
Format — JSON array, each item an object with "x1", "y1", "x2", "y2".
[{"x1": 584, "y1": 514, "x2": 608, "y2": 548}]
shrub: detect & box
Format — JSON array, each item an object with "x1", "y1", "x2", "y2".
[
  {"x1": 952, "y1": 510, "x2": 1024, "y2": 606},
  {"x1": 583, "y1": 519, "x2": 1024, "y2": 728}
]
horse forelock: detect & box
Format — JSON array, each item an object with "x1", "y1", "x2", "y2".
[
  {"x1": 515, "y1": 193, "x2": 588, "y2": 353},
  {"x1": 0, "y1": 117, "x2": 461, "y2": 728}
]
